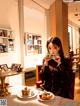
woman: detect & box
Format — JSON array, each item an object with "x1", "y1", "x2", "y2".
[{"x1": 40, "y1": 37, "x2": 74, "y2": 99}]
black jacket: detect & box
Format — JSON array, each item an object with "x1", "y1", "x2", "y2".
[{"x1": 40, "y1": 57, "x2": 74, "y2": 99}]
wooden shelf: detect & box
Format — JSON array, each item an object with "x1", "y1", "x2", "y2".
[{"x1": 0, "y1": 28, "x2": 15, "y2": 53}]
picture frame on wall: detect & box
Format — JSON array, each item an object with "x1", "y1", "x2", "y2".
[{"x1": 24, "y1": 32, "x2": 42, "y2": 55}]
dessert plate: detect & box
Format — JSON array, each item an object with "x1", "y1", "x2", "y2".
[{"x1": 37, "y1": 91, "x2": 55, "y2": 102}]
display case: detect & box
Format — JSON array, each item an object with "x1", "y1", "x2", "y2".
[{"x1": 0, "y1": 28, "x2": 15, "y2": 53}]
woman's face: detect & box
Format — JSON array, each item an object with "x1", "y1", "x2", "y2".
[{"x1": 48, "y1": 42, "x2": 60, "y2": 56}]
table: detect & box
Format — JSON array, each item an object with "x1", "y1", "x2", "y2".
[
  {"x1": 0, "y1": 70, "x2": 23, "y2": 97},
  {"x1": 0, "y1": 86, "x2": 80, "y2": 106}
]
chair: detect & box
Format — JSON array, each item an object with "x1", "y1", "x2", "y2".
[
  {"x1": 36, "y1": 65, "x2": 43, "y2": 87},
  {"x1": 11, "y1": 64, "x2": 22, "y2": 72},
  {"x1": 76, "y1": 48, "x2": 80, "y2": 55},
  {"x1": 0, "y1": 64, "x2": 9, "y2": 87},
  {"x1": 72, "y1": 54, "x2": 79, "y2": 72},
  {"x1": 77, "y1": 62, "x2": 80, "y2": 79},
  {"x1": 0, "y1": 64, "x2": 8, "y2": 71},
  {"x1": 36, "y1": 65, "x2": 42, "y2": 82}
]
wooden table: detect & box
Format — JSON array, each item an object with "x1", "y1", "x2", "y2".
[{"x1": 0, "y1": 70, "x2": 23, "y2": 96}]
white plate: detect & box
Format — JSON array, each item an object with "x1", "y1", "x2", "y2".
[
  {"x1": 17, "y1": 90, "x2": 36, "y2": 100},
  {"x1": 37, "y1": 91, "x2": 55, "y2": 102}
]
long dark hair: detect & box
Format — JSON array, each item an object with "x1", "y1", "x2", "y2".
[{"x1": 46, "y1": 37, "x2": 64, "y2": 59}]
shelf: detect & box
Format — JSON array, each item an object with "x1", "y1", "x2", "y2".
[
  {"x1": 0, "y1": 28, "x2": 15, "y2": 53},
  {"x1": 0, "y1": 36, "x2": 8, "y2": 39},
  {"x1": 0, "y1": 27, "x2": 12, "y2": 31}
]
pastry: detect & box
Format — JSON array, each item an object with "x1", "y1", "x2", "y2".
[
  {"x1": 22, "y1": 87, "x2": 30, "y2": 96},
  {"x1": 39, "y1": 92, "x2": 52, "y2": 100}
]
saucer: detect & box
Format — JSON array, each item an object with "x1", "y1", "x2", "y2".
[{"x1": 17, "y1": 90, "x2": 36, "y2": 100}]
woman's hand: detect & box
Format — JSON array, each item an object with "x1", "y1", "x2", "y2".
[
  {"x1": 43, "y1": 56, "x2": 51, "y2": 65},
  {"x1": 55, "y1": 55, "x2": 61, "y2": 65}
]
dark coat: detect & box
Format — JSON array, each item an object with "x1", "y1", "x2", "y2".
[{"x1": 40, "y1": 57, "x2": 74, "y2": 99}]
